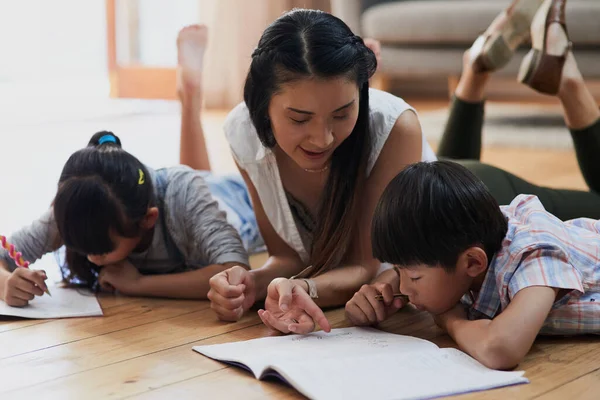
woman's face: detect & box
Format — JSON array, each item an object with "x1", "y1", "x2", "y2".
[{"x1": 268, "y1": 77, "x2": 359, "y2": 171}]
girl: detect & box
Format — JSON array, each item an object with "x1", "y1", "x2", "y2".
[{"x1": 0, "y1": 131, "x2": 249, "y2": 307}]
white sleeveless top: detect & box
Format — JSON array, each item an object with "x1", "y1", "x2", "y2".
[{"x1": 224, "y1": 88, "x2": 437, "y2": 263}]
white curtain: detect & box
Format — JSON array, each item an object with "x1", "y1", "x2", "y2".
[{"x1": 198, "y1": 0, "x2": 330, "y2": 109}]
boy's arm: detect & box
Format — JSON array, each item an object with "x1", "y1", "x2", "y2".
[{"x1": 436, "y1": 286, "x2": 558, "y2": 370}]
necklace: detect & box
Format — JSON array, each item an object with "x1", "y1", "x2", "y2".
[{"x1": 304, "y1": 165, "x2": 329, "y2": 173}]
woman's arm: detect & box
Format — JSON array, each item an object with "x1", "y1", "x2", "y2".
[
  {"x1": 207, "y1": 164, "x2": 306, "y2": 321},
  {"x1": 239, "y1": 166, "x2": 306, "y2": 299},
  {"x1": 301, "y1": 110, "x2": 423, "y2": 307}
]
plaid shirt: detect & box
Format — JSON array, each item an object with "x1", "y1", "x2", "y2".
[{"x1": 462, "y1": 195, "x2": 600, "y2": 335}]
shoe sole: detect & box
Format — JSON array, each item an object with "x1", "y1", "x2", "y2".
[
  {"x1": 518, "y1": 0, "x2": 569, "y2": 95},
  {"x1": 477, "y1": 0, "x2": 544, "y2": 71}
]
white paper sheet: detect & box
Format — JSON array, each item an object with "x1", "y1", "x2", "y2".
[
  {"x1": 195, "y1": 327, "x2": 438, "y2": 376},
  {"x1": 193, "y1": 327, "x2": 528, "y2": 400},
  {"x1": 0, "y1": 284, "x2": 103, "y2": 319},
  {"x1": 271, "y1": 347, "x2": 527, "y2": 400}
]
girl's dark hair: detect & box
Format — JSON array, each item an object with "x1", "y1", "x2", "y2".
[
  {"x1": 244, "y1": 9, "x2": 377, "y2": 276},
  {"x1": 372, "y1": 161, "x2": 508, "y2": 270},
  {"x1": 53, "y1": 131, "x2": 155, "y2": 288}
]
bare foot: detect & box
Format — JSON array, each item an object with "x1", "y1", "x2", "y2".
[
  {"x1": 363, "y1": 38, "x2": 381, "y2": 68},
  {"x1": 177, "y1": 24, "x2": 208, "y2": 101}
]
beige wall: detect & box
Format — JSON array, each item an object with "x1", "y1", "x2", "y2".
[{"x1": 200, "y1": 0, "x2": 330, "y2": 109}]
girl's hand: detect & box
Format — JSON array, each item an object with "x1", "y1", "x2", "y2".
[
  {"x1": 258, "y1": 278, "x2": 331, "y2": 335},
  {"x1": 345, "y1": 282, "x2": 407, "y2": 326},
  {"x1": 208, "y1": 265, "x2": 255, "y2": 321},
  {"x1": 98, "y1": 260, "x2": 143, "y2": 295},
  {"x1": 2, "y1": 268, "x2": 48, "y2": 307}
]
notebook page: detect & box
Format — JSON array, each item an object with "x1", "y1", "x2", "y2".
[
  {"x1": 270, "y1": 347, "x2": 528, "y2": 400},
  {"x1": 193, "y1": 327, "x2": 438, "y2": 377},
  {"x1": 0, "y1": 285, "x2": 103, "y2": 319}
]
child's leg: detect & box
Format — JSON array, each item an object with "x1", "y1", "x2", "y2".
[
  {"x1": 436, "y1": 21, "x2": 498, "y2": 160},
  {"x1": 437, "y1": 1, "x2": 544, "y2": 160},
  {"x1": 558, "y1": 53, "x2": 600, "y2": 193},
  {"x1": 453, "y1": 49, "x2": 600, "y2": 220},
  {"x1": 435, "y1": 93, "x2": 486, "y2": 161},
  {"x1": 177, "y1": 25, "x2": 211, "y2": 171},
  {"x1": 457, "y1": 160, "x2": 600, "y2": 220},
  {"x1": 202, "y1": 174, "x2": 264, "y2": 253}
]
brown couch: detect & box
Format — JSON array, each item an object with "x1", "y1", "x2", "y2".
[{"x1": 331, "y1": 0, "x2": 600, "y2": 88}]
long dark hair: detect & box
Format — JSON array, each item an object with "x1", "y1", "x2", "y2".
[
  {"x1": 243, "y1": 9, "x2": 377, "y2": 276},
  {"x1": 372, "y1": 161, "x2": 508, "y2": 270},
  {"x1": 53, "y1": 131, "x2": 155, "y2": 288}
]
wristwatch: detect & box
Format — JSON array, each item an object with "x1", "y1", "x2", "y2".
[{"x1": 299, "y1": 278, "x2": 319, "y2": 299}]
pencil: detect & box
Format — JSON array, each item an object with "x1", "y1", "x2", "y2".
[
  {"x1": 375, "y1": 294, "x2": 408, "y2": 301},
  {"x1": 1, "y1": 235, "x2": 51, "y2": 296}
]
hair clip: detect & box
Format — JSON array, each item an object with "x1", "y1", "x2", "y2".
[
  {"x1": 98, "y1": 135, "x2": 117, "y2": 145},
  {"x1": 138, "y1": 169, "x2": 145, "y2": 185}
]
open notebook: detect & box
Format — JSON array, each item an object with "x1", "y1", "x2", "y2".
[
  {"x1": 0, "y1": 284, "x2": 103, "y2": 319},
  {"x1": 194, "y1": 327, "x2": 528, "y2": 400}
]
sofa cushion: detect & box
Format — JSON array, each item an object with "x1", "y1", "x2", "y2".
[{"x1": 363, "y1": 0, "x2": 600, "y2": 46}]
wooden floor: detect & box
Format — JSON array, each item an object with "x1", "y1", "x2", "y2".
[
  {"x1": 1, "y1": 101, "x2": 599, "y2": 399},
  {"x1": 1, "y1": 290, "x2": 599, "y2": 400}
]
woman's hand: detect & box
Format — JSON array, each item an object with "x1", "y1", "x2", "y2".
[
  {"x1": 208, "y1": 265, "x2": 256, "y2": 321},
  {"x1": 258, "y1": 278, "x2": 331, "y2": 334}
]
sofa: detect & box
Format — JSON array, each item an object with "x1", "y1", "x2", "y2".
[{"x1": 331, "y1": 0, "x2": 600, "y2": 91}]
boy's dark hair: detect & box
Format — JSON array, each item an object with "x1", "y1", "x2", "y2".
[
  {"x1": 372, "y1": 161, "x2": 508, "y2": 269},
  {"x1": 53, "y1": 131, "x2": 155, "y2": 289},
  {"x1": 244, "y1": 9, "x2": 377, "y2": 277}
]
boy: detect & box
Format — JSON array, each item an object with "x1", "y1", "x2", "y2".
[{"x1": 346, "y1": 161, "x2": 600, "y2": 369}]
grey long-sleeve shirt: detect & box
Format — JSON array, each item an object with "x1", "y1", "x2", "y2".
[{"x1": 0, "y1": 166, "x2": 249, "y2": 273}]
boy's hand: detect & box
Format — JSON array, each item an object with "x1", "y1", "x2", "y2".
[
  {"x1": 2, "y1": 268, "x2": 48, "y2": 307},
  {"x1": 208, "y1": 265, "x2": 256, "y2": 321},
  {"x1": 98, "y1": 260, "x2": 143, "y2": 295},
  {"x1": 345, "y1": 283, "x2": 407, "y2": 326}
]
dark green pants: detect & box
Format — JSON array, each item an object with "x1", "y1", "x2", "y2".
[{"x1": 437, "y1": 97, "x2": 600, "y2": 220}]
